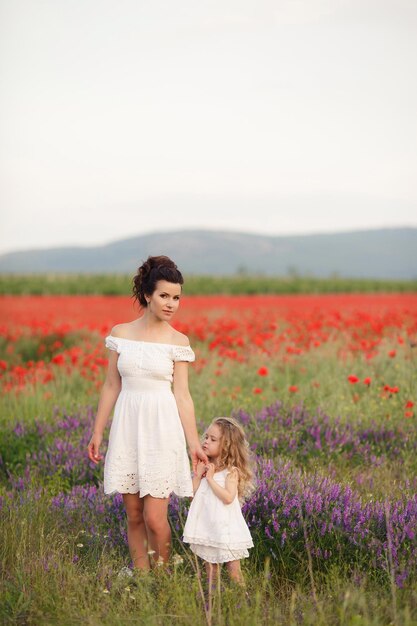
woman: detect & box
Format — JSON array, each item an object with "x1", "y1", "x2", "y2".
[{"x1": 87, "y1": 255, "x2": 207, "y2": 569}]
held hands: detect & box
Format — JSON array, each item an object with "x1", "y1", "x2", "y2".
[
  {"x1": 195, "y1": 460, "x2": 207, "y2": 479},
  {"x1": 205, "y1": 462, "x2": 216, "y2": 480},
  {"x1": 190, "y1": 443, "x2": 209, "y2": 473},
  {"x1": 87, "y1": 433, "x2": 103, "y2": 464},
  {"x1": 194, "y1": 460, "x2": 215, "y2": 480}
]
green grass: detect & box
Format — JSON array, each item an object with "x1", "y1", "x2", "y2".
[{"x1": 2, "y1": 494, "x2": 417, "y2": 625}]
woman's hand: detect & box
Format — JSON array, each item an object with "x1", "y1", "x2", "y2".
[
  {"x1": 189, "y1": 444, "x2": 208, "y2": 473},
  {"x1": 87, "y1": 433, "x2": 103, "y2": 464},
  {"x1": 205, "y1": 463, "x2": 216, "y2": 480}
]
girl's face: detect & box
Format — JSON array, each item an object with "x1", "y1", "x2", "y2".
[
  {"x1": 202, "y1": 424, "x2": 222, "y2": 461},
  {"x1": 146, "y1": 280, "x2": 181, "y2": 321}
]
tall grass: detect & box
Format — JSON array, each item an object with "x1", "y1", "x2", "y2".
[
  {"x1": 2, "y1": 493, "x2": 417, "y2": 625},
  {"x1": 1, "y1": 493, "x2": 416, "y2": 625}
]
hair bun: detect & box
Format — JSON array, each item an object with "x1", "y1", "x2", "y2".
[
  {"x1": 132, "y1": 255, "x2": 184, "y2": 308},
  {"x1": 139, "y1": 259, "x2": 153, "y2": 280}
]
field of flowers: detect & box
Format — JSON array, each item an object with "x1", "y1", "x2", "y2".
[{"x1": 1, "y1": 293, "x2": 417, "y2": 625}]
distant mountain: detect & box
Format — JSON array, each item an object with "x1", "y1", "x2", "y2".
[{"x1": 0, "y1": 228, "x2": 416, "y2": 279}]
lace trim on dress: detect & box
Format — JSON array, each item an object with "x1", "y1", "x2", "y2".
[
  {"x1": 104, "y1": 448, "x2": 193, "y2": 498},
  {"x1": 104, "y1": 336, "x2": 195, "y2": 363},
  {"x1": 189, "y1": 544, "x2": 250, "y2": 563},
  {"x1": 104, "y1": 473, "x2": 193, "y2": 498},
  {"x1": 173, "y1": 345, "x2": 195, "y2": 362},
  {"x1": 104, "y1": 479, "x2": 193, "y2": 499},
  {"x1": 105, "y1": 336, "x2": 120, "y2": 352}
]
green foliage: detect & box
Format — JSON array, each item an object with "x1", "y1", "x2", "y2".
[
  {"x1": 2, "y1": 495, "x2": 417, "y2": 625},
  {"x1": 1, "y1": 273, "x2": 417, "y2": 295},
  {"x1": 0, "y1": 426, "x2": 44, "y2": 479},
  {"x1": 0, "y1": 330, "x2": 87, "y2": 365}
]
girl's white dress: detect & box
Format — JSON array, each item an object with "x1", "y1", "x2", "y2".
[
  {"x1": 183, "y1": 468, "x2": 253, "y2": 563},
  {"x1": 103, "y1": 335, "x2": 194, "y2": 498}
]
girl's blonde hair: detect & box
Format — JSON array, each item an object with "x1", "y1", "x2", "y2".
[{"x1": 210, "y1": 417, "x2": 255, "y2": 500}]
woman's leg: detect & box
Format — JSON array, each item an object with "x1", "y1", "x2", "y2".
[
  {"x1": 122, "y1": 493, "x2": 150, "y2": 570},
  {"x1": 142, "y1": 495, "x2": 171, "y2": 564},
  {"x1": 225, "y1": 559, "x2": 244, "y2": 585}
]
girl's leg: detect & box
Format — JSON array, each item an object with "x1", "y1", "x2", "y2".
[
  {"x1": 205, "y1": 562, "x2": 221, "y2": 592},
  {"x1": 142, "y1": 495, "x2": 171, "y2": 564},
  {"x1": 122, "y1": 493, "x2": 150, "y2": 570},
  {"x1": 225, "y1": 559, "x2": 245, "y2": 585}
]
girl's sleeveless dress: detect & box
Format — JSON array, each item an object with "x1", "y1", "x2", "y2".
[
  {"x1": 103, "y1": 335, "x2": 195, "y2": 498},
  {"x1": 183, "y1": 468, "x2": 253, "y2": 563}
]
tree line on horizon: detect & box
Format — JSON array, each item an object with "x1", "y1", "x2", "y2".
[{"x1": 0, "y1": 274, "x2": 416, "y2": 296}]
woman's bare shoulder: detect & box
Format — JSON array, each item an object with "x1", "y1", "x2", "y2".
[
  {"x1": 110, "y1": 322, "x2": 136, "y2": 338},
  {"x1": 171, "y1": 329, "x2": 190, "y2": 347}
]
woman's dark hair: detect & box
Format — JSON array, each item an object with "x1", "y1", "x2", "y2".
[{"x1": 132, "y1": 255, "x2": 184, "y2": 307}]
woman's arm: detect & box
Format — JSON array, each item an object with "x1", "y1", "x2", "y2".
[
  {"x1": 173, "y1": 361, "x2": 208, "y2": 471},
  {"x1": 205, "y1": 465, "x2": 238, "y2": 505},
  {"x1": 87, "y1": 350, "x2": 121, "y2": 463}
]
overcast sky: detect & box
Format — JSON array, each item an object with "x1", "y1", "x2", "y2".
[{"x1": 0, "y1": 0, "x2": 416, "y2": 254}]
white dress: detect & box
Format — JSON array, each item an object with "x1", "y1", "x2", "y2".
[
  {"x1": 183, "y1": 469, "x2": 253, "y2": 563},
  {"x1": 103, "y1": 335, "x2": 194, "y2": 498}
]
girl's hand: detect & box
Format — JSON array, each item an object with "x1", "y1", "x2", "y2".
[
  {"x1": 205, "y1": 463, "x2": 216, "y2": 480},
  {"x1": 195, "y1": 460, "x2": 207, "y2": 479},
  {"x1": 190, "y1": 444, "x2": 209, "y2": 473},
  {"x1": 87, "y1": 433, "x2": 103, "y2": 464}
]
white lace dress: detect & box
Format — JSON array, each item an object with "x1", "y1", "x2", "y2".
[
  {"x1": 183, "y1": 469, "x2": 253, "y2": 563},
  {"x1": 103, "y1": 335, "x2": 195, "y2": 498}
]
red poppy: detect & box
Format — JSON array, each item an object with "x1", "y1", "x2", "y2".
[
  {"x1": 288, "y1": 385, "x2": 298, "y2": 393},
  {"x1": 406, "y1": 401, "x2": 414, "y2": 408},
  {"x1": 52, "y1": 354, "x2": 65, "y2": 365},
  {"x1": 253, "y1": 387, "x2": 263, "y2": 394},
  {"x1": 388, "y1": 350, "x2": 396, "y2": 358},
  {"x1": 257, "y1": 367, "x2": 269, "y2": 376},
  {"x1": 363, "y1": 377, "x2": 372, "y2": 385},
  {"x1": 383, "y1": 384, "x2": 399, "y2": 394},
  {"x1": 348, "y1": 375, "x2": 359, "y2": 384}
]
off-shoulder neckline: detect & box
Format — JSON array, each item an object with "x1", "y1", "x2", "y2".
[{"x1": 106, "y1": 334, "x2": 192, "y2": 349}]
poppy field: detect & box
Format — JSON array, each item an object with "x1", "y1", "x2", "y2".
[{"x1": 1, "y1": 293, "x2": 417, "y2": 625}]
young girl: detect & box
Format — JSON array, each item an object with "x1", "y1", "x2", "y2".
[{"x1": 183, "y1": 417, "x2": 254, "y2": 586}]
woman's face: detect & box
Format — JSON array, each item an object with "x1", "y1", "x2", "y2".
[{"x1": 146, "y1": 280, "x2": 182, "y2": 321}]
